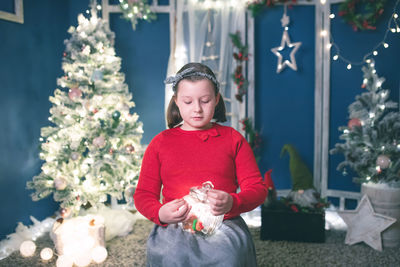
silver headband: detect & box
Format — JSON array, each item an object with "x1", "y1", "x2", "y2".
[{"x1": 164, "y1": 67, "x2": 220, "y2": 93}]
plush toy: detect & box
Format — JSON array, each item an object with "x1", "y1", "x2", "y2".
[{"x1": 280, "y1": 144, "x2": 319, "y2": 208}]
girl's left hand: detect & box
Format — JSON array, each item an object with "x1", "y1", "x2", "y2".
[{"x1": 207, "y1": 189, "x2": 233, "y2": 216}]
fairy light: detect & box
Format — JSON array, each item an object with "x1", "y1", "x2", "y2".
[{"x1": 329, "y1": 0, "x2": 400, "y2": 68}]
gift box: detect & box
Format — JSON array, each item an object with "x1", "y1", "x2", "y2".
[{"x1": 260, "y1": 205, "x2": 325, "y2": 243}]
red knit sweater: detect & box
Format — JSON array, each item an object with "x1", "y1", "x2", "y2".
[{"x1": 134, "y1": 123, "x2": 269, "y2": 225}]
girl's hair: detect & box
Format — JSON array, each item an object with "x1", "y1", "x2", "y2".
[{"x1": 166, "y1": 62, "x2": 227, "y2": 129}]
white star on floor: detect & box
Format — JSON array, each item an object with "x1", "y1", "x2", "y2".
[
  {"x1": 338, "y1": 195, "x2": 396, "y2": 251},
  {"x1": 271, "y1": 30, "x2": 302, "y2": 73}
]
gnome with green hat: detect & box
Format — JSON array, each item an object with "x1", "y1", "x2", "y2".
[{"x1": 281, "y1": 144, "x2": 319, "y2": 208}]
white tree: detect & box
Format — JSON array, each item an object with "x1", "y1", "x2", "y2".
[{"x1": 27, "y1": 5, "x2": 144, "y2": 216}]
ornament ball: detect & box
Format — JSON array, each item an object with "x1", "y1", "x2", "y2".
[
  {"x1": 68, "y1": 87, "x2": 82, "y2": 100},
  {"x1": 126, "y1": 144, "x2": 135, "y2": 153},
  {"x1": 54, "y1": 177, "x2": 67, "y2": 190},
  {"x1": 60, "y1": 208, "x2": 71, "y2": 218},
  {"x1": 348, "y1": 118, "x2": 361, "y2": 130},
  {"x1": 71, "y1": 152, "x2": 80, "y2": 161},
  {"x1": 376, "y1": 155, "x2": 391, "y2": 169},
  {"x1": 112, "y1": 110, "x2": 121, "y2": 121},
  {"x1": 93, "y1": 136, "x2": 106, "y2": 148}
]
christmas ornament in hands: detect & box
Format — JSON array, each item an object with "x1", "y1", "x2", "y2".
[{"x1": 331, "y1": 60, "x2": 400, "y2": 249}]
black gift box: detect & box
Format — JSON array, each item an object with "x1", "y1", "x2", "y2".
[{"x1": 260, "y1": 205, "x2": 325, "y2": 243}]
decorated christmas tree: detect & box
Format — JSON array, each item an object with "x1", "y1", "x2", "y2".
[
  {"x1": 27, "y1": 4, "x2": 144, "y2": 217},
  {"x1": 331, "y1": 60, "x2": 400, "y2": 186}
]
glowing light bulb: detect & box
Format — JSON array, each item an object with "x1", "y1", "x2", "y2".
[
  {"x1": 346, "y1": 64, "x2": 352, "y2": 70},
  {"x1": 96, "y1": 5, "x2": 101, "y2": 10},
  {"x1": 394, "y1": 13, "x2": 399, "y2": 19},
  {"x1": 91, "y1": 246, "x2": 108, "y2": 264},
  {"x1": 320, "y1": 30, "x2": 327, "y2": 37},
  {"x1": 40, "y1": 247, "x2": 53, "y2": 261},
  {"x1": 329, "y1": 14, "x2": 335, "y2": 19},
  {"x1": 373, "y1": 50, "x2": 378, "y2": 56},
  {"x1": 391, "y1": 28, "x2": 396, "y2": 33},
  {"x1": 383, "y1": 43, "x2": 389, "y2": 48},
  {"x1": 20, "y1": 240, "x2": 36, "y2": 257},
  {"x1": 366, "y1": 176, "x2": 371, "y2": 181},
  {"x1": 56, "y1": 255, "x2": 73, "y2": 267},
  {"x1": 326, "y1": 43, "x2": 332, "y2": 49},
  {"x1": 320, "y1": 0, "x2": 326, "y2": 4},
  {"x1": 333, "y1": 55, "x2": 339, "y2": 60}
]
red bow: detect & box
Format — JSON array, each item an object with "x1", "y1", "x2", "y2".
[{"x1": 197, "y1": 128, "x2": 219, "y2": 141}]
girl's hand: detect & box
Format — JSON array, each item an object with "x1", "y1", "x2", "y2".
[
  {"x1": 159, "y1": 199, "x2": 191, "y2": 224},
  {"x1": 207, "y1": 189, "x2": 233, "y2": 216}
]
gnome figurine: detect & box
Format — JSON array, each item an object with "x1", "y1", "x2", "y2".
[{"x1": 281, "y1": 144, "x2": 318, "y2": 208}]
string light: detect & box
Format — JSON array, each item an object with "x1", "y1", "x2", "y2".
[{"x1": 328, "y1": 0, "x2": 400, "y2": 69}]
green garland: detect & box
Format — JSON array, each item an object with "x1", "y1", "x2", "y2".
[
  {"x1": 247, "y1": 0, "x2": 302, "y2": 16},
  {"x1": 240, "y1": 118, "x2": 262, "y2": 162},
  {"x1": 229, "y1": 32, "x2": 249, "y2": 103},
  {"x1": 338, "y1": 0, "x2": 386, "y2": 31},
  {"x1": 119, "y1": 0, "x2": 156, "y2": 30}
]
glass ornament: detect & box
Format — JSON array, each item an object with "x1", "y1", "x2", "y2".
[{"x1": 179, "y1": 181, "x2": 223, "y2": 236}]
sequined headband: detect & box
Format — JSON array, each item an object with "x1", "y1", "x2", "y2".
[{"x1": 164, "y1": 67, "x2": 220, "y2": 93}]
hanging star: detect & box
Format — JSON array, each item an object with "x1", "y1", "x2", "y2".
[
  {"x1": 338, "y1": 195, "x2": 396, "y2": 251},
  {"x1": 271, "y1": 30, "x2": 302, "y2": 74}
]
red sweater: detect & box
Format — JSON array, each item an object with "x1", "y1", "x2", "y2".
[{"x1": 134, "y1": 123, "x2": 269, "y2": 225}]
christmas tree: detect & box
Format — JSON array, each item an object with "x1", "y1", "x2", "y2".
[
  {"x1": 331, "y1": 60, "x2": 400, "y2": 186},
  {"x1": 27, "y1": 4, "x2": 144, "y2": 216}
]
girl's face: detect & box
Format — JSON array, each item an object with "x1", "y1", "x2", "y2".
[{"x1": 175, "y1": 79, "x2": 220, "y2": 131}]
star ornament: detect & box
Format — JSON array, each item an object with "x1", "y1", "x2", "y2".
[
  {"x1": 338, "y1": 195, "x2": 396, "y2": 251},
  {"x1": 271, "y1": 30, "x2": 302, "y2": 74}
]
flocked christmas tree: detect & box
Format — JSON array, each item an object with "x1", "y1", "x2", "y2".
[
  {"x1": 331, "y1": 60, "x2": 400, "y2": 186},
  {"x1": 27, "y1": 4, "x2": 144, "y2": 217}
]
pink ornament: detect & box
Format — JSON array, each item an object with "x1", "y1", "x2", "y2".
[
  {"x1": 93, "y1": 136, "x2": 106, "y2": 148},
  {"x1": 376, "y1": 155, "x2": 391, "y2": 169},
  {"x1": 348, "y1": 118, "x2": 361, "y2": 130},
  {"x1": 68, "y1": 87, "x2": 82, "y2": 100},
  {"x1": 54, "y1": 177, "x2": 67, "y2": 190}
]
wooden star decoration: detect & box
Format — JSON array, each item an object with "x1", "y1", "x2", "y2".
[
  {"x1": 271, "y1": 30, "x2": 302, "y2": 74},
  {"x1": 338, "y1": 195, "x2": 396, "y2": 251}
]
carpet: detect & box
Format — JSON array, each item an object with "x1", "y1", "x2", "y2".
[{"x1": 1, "y1": 219, "x2": 399, "y2": 267}]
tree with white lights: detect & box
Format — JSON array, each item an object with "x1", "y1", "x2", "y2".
[
  {"x1": 27, "y1": 5, "x2": 144, "y2": 216},
  {"x1": 331, "y1": 60, "x2": 400, "y2": 186}
]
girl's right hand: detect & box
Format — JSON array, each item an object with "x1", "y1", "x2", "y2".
[{"x1": 159, "y1": 199, "x2": 191, "y2": 224}]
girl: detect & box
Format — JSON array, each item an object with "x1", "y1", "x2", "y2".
[{"x1": 134, "y1": 62, "x2": 270, "y2": 267}]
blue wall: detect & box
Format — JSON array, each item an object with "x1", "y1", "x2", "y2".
[
  {"x1": 0, "y1": 0, "x2": 169, "y2": 239},
  {"x1": 255, "y1": 1, "x2": 400, "y2": 193},
  {"x1": 1, "y1": 0, "x2": 399, "y2": 239}
]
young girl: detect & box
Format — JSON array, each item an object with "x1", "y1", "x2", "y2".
[{"x1": 134, "y1": 62, "x2": 270, "y2": 267}]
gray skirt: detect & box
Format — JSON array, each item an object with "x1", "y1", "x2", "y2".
[{"x1": 146, "y1": 216, "x2": 257, "y2": 267}]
